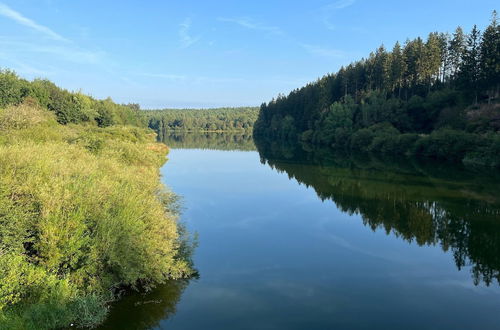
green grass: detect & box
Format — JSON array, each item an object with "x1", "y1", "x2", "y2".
[{"x1": 0, "y1": 102, "x2": 195, "y2": 329}]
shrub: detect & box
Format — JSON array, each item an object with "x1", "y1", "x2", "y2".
[
  {"x1": 463, "y1": 134, "x2": 500, "y2": 167},
  {"x1": 0, "y1": 104, "x2": 194, "y2": 328},
  {"x1": 350, "y1": 128, "x2": 375, "y2": 152},
  {"x1": 412, "y1": 129, "x2": 485, "y2": 162},
  {"x1": 300, "y1": 129, "x2": 313, "y2": 142},
  {"x1": 0, "y1": 99, "x2": 55, "y2": 130}
]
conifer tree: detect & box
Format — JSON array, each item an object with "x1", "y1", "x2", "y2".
[
  {"x1": 460, "y1": 25, "x2": 482, "y2": 104},
  {"x1": 449, "y1": 27, "x2": 466, "y2": 80},
  {"x1": 390, "y1": 41, "x2": 406, "y2": 96},
  {"x1": 480, "y1": 10, "x2": 500, "y2": 102}
]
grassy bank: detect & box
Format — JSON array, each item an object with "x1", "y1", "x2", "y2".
[{"x1": 0, "y1": 102, "x2": 195, "y2": 329}]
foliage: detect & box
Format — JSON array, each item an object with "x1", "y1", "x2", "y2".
[
  {"x1": 0, "y1": 103, "x2": 195, "y2": 329},
  {"x1": 254, "y1": 12, "x2": 500, "y2": 166},
  {"x1": 0, "y1": 70, "x2": 144, "y2": 127},
  {"x1": 144, "y1": 107, "x2": 259, "y2": 134}
]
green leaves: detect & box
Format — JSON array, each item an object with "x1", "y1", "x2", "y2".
[{"x1": 0, "y1": 105, "x2": 195, "y2": 328}]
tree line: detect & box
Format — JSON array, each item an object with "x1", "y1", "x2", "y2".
[
  {"x1": 254, "y1": 12, "x2": 500, "y2": 166},
  {"x1": 0, "y1": 69, "x2": 144, "y2": 127},
  {"x1": 144, "y1": 107, "x2": 259, "y2": 133}
]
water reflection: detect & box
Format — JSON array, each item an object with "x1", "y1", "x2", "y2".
[
  {"x1": 97, "y1": 280, "x2": 190, "y2": 330},
  {"x1": 101, "y1": 134, "x2": 500, "y2": 329},
  {"x1": 159, "y1": 131, "x2": 255, "y2": 151},
  {"x1": 255, "y1": 138, "x2": 500, "y2": 286}
]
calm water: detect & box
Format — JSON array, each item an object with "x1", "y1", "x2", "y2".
[{"x1": 100, "y1": 133, "x2": 500, "y2": 330}]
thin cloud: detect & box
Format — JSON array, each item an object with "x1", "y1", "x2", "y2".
[
  {"x1": 139, "y1": 72, "x2": 187, "y2": 82},
  {"x1": 179, "y1": 18, "x2": 200, "y2": 49},
  {"x1": 299, "y1": 43, "x2": 346, "y2": 58},
  {"x1": 321, "y1": 0, "x2": 356, "y2": 31},
  {"x1": 0, "y1": 2, "x2": 68, "y2": 42},
  {"x1": 139, "y1": 72, "x2": 243, "y2": 84},
  {"x1": 138, "y1": 72, "x2": 307, "y2": 87},
  {"x1": 328, "y1": 0, "x2": 356, "y2": 10},
  {"x1": 218, "y1": 17, "x2": 283, "y2": 35},
  {"x1": 218, "y1": 16, "x2": 347, "y2": 60},
  {"x1": 0, "y1": 38, "x2": 105, "y2": 64}
]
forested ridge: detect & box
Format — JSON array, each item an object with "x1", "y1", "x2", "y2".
[
  {"x1": 254, "y1": 12, "x2": 500, "y2": 167},
  {"x1": 144, "y1": 107, "x2": 259, "y2": 134},
  {"x1": 0, "y1": 71, "x2": 195, "y2": 328}
]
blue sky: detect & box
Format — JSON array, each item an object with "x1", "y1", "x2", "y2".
[{"x1": 0, "y1": 0, "x2": 497, "y2": 108}]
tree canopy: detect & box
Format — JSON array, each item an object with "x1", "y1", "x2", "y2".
[
  {"x1": 0, "y1": 70, "x2": 144, "y2": 127},
  {"x1": 254, "y1": 12, "x2": 500, "y2": 166}
]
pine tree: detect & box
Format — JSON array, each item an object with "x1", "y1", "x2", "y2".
[
  {"x1": 449, "y1": 27, "x2": 466, "y2": 81},
  {"x1": 403, "y1": 37, "x2": 425, "y2": 93},
  {"x1": 423, "y1": 32, "x2": 444, "y2": 92},
  {"x1": 390, "y1": 41, "x2": 406, "y2": 97},
  {"x1": 372, "y1": 45, "x2": 390, "y2": 90},
  {"x1": 460, "y1": 25, "x2": 482, "y2": 104},
  {"x1": 480, "y1": 10, "x2": 500, "y2": 102},
  {"x1": 438, "y1": 32, "x2": 451, "y2": 82}
]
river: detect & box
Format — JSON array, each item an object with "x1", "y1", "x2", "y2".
[{"x1": 99, "y1": 132, "x2": 500, "y2": 330}]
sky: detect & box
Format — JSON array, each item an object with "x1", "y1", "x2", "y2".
[{"x1": 0, "y1": 0, "x2": 497, "y2": 109}]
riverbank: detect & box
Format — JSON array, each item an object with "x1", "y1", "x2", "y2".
[{"x1": 0, "y1": 102, "x2": 195, "y2": 329}]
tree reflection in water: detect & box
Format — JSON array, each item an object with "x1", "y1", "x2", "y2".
[
  {"x1": 97, "y1": 279, "x2": 191, "y2": 330},
  {"x1": 255, "y1": 138, "x2": 500, "y2": 286}
]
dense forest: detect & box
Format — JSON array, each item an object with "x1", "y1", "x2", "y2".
[
  {"x1": 0, "y1": 71, "x2": 195, "y2": 328},
  {"x1": 144, "y1": 107, "x2": 259, "y2": 134},
  {"x1": 256, "y1": 139, "x2": 500, "y2": 286},
  {"x1": 254, "y1": 12, "x2": 500, "y2": 167}
]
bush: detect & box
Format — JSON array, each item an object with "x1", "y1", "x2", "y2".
[
  {"x1": 463, "y1": 134, "x2": 500, "y2": 167},
  {"x1": 350, "y1": 128, "x2": 375, "y2": 152},
  {"x1": 333, "y1": 127, "x2": 351, "y2": 149},
  {"x1": 0, "y1": 70, "x2": 30, "y2": 108},
  {"x1": 368, "y1": 133, "x2": 420, "y2": 155},
  {"x1": 0, "y1": 104, "x2": 195, "y2": 328},
  {"x1": 412, "y1": 129, "x2": 485, "y2": 162},
  {"x1": 300, "y1": 129, "x2": 314, "y2": 142},
  {"x1": 0, "y1": 99, "x2": 55, "y2": 130}
]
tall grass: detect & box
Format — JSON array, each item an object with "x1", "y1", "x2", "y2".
[{"x1": 0, "y1": 102, "x2": 195, "y2": 328}]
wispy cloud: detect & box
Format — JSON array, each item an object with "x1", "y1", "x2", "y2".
[
  {"x1": 321, "y1": 0, "x2": 356, "y2": 30},
  {"x1": 0, "y1": 37, "x2": 106, "y2": 64},
  {"x1": 218, "y1": 15, "x2": 348, "y2": 60},
  {"x1": 179, "y1": 18, "x2": 200, "y2": 49},
  {"x1": 328, "y1": 0, "x2": 356, "y2": 10},
  {"x1": 138, "y1": 72, "x2": 307, "y2": 87},
  {"x1": 299, "y1": 43, "x2": 346, "y2": 58},
  {"x1": 218, "y1": 17, "x2": 283, "y2": 35},
  {"x1": 0, "y1": 2, "x2": 68, "y2": 41},
  {"x1": 139, "y1": 72, "x2": 187, "y2": 82},
  {"x1": 138, "y1": 72, "x2": 244, "y2": 84}
]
